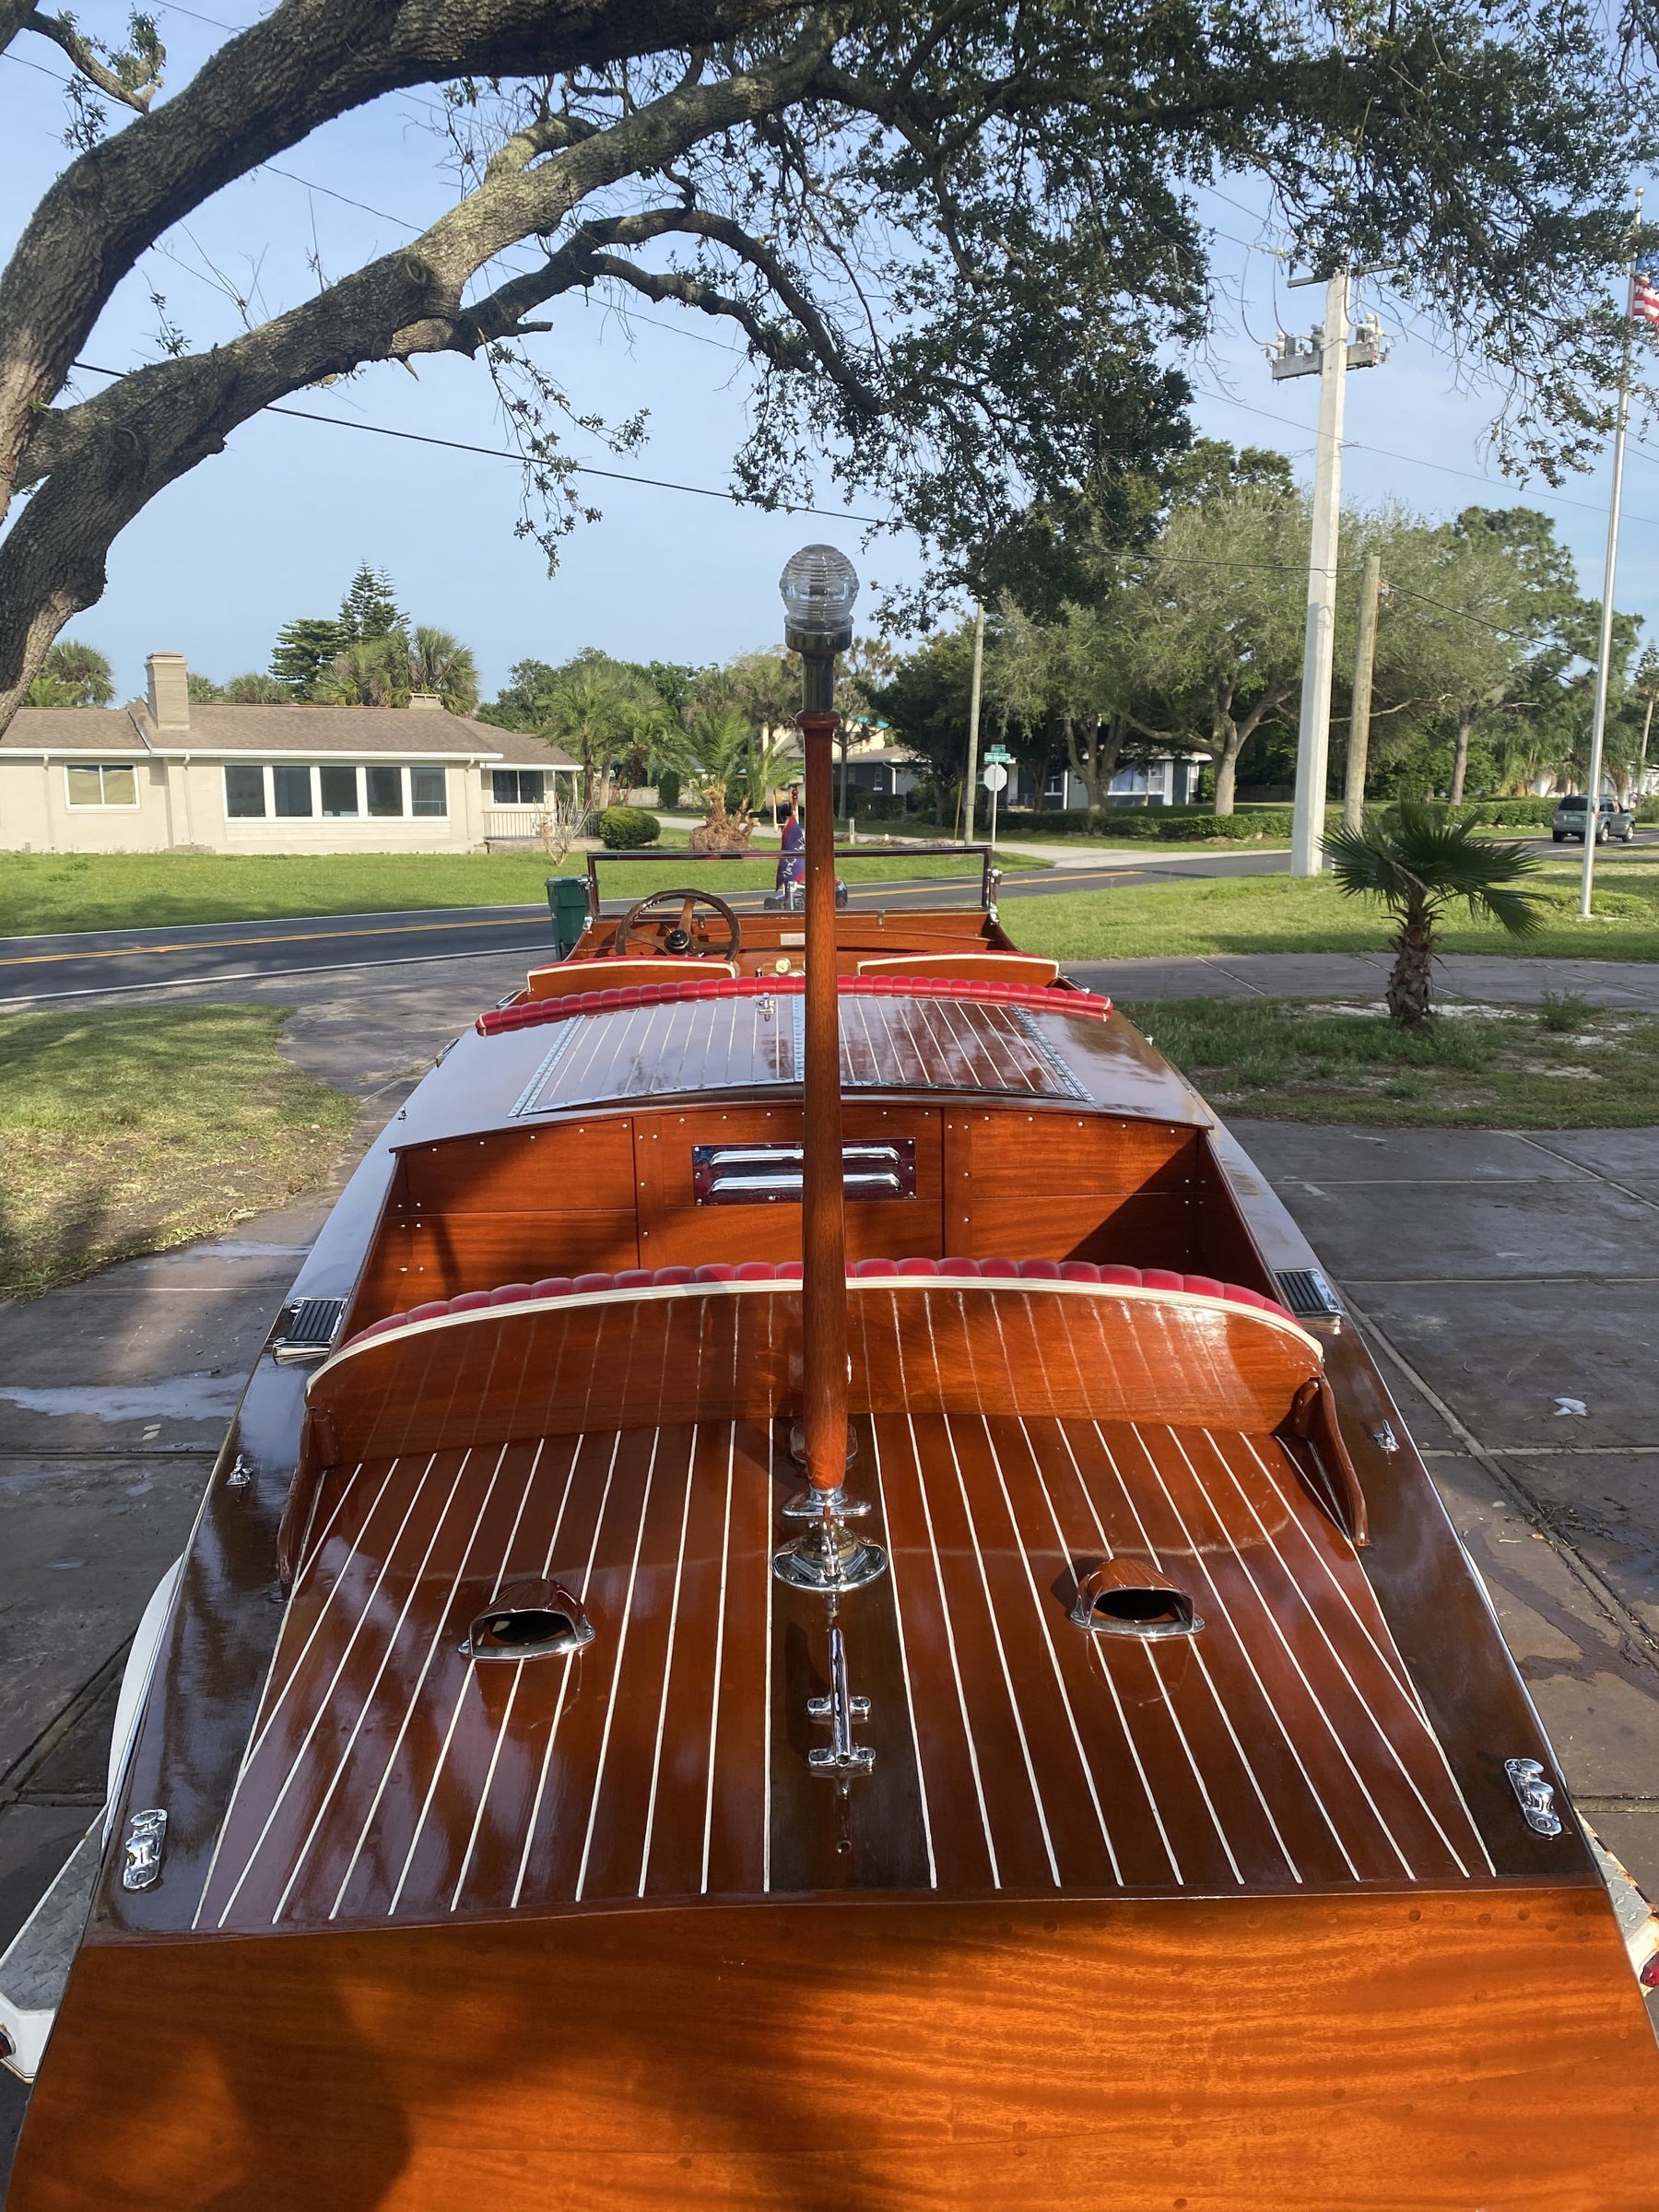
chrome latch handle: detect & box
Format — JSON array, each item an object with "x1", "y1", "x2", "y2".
[
  {"x1": 807, "y1": 1626, "x2": 875, "y2": 1776},
  {"x1": 122, "y1": 1808, "x2": 168, "y2": 1890},
  {"x1": 1505, "y1": 1756, "x2": 1564, "y2": 1836}
]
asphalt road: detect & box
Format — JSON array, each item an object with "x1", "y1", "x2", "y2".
[{"x1": 0, "y1": 850, "x2": 1296, "y2": 1006}]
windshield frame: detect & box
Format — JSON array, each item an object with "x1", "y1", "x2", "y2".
[{"x1": 582, "y1": 842, "x2": 997, "y2": 916}]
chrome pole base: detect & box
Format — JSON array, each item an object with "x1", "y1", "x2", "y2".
[
  {"x1": 772, "y1": 1499, "x2": 887, "y2": 1592},
  {"x1": 782, "y1": 1483, "x2": 871, "y2": 1522}
]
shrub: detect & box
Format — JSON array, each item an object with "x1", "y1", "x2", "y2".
[
  {"x1": 654, "y1": 769, "x2": 681, "y2": 810},
  {"x1": 598, "y1": 805, "x2": 661, "y2": 849}
]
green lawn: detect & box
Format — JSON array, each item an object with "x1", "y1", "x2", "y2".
[
  {"x1": 1124, "y1": 995, "x2": 1659, "y2": 1126},
  {"x1": 1008, "y1": 856, "x2": 1659, "y2": 964},
  {"x1": 0, "y1": 846, "x2": 1036, "y2": 935},
  {"x1": 0, "y1": 1006, "x2": 356, "y2": 1299}
]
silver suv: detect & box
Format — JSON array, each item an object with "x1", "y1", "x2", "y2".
[{"x1": 1552, "y1": 794, "x2": 1636, "y2": 843}]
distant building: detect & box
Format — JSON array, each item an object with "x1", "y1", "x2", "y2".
[{"x1": 0, "y1": 652, "x2": 580, "y2": 853}]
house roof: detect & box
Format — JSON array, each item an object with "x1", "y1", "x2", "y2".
[{"x1": 1, "y1": 701, "x2": 577, "y2": 769}]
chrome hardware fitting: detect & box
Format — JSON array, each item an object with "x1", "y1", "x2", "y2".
[
  {"x1": 806, "y1": 1627, "x2": 875, "y2": 1776},
  {"x1": 772, "y1": 1494, "x2": 888, "y2": 1593},
  {"x1": 463, "y1": 1579, "x2": 594, "y2": 1661},
  {"x1": 783, "y1": 1482, "x2": 870, "y2": 1523},
  {"x1": 122, "y1": 1808, "x2": 168, "y2": 1890},
  {"x1": 1071, "y1": 1559, "x2": 1203, "y2": 1641},
  {"x1": 1505, "y1": 1756, "x2": 1564, "y2": 1837},
  {"x1": 1368, "y1": 1421, "x2": 1400, "y2": 1453},
  {"x1": 226, "y1": 1453, "x2": 253, "y2": 1488}
]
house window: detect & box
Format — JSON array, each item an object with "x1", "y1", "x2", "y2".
[
  {"x1": 319, "y1": 765, "x2": 359, "y2": 818},
  {"x1": 273, "y1": 765, "x2": 313, "y2": 818},
  {"x1": 492, "y1": 768, "x2": 546, "y2": 805},
  {"x1": 409, "y1": 766, "x2": 447, "y2": 818},
  {"x1": 65, "y1": 763, "x2": 138, "y2": 807},
  {"x1": 224, "y1": 764, "x2": 265, "y2": 818},
  {"x1": 366, "y1": 765, "x2": 404, "y2": 818}
]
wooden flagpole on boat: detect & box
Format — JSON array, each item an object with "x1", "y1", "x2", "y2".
[{"x1": 773, "y1": 547, "x2": 885, "y2": 1593}]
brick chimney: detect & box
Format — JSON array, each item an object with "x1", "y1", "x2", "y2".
[{"x1": 146, "y1": 652, "x2": 190, "y2": 731}]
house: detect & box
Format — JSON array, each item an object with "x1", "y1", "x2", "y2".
[{"x1": 0, "y1": 653, "x2": 581, "y2": 854}]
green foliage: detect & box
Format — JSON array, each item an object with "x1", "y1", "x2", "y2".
[
  {"x1": 1327, "y1": 801, "x2": 1546, "y2": 1022},
  {"x1": 655, "y1": 767, "x2": 683, "y2": 810},
  {"x1": 24, "y1": 639, "x2": 115, "y2": 708},
  {"x1": 338, "y1": 563, "x2": 403, "y2": 642},
  {"x1": 270, "y1": 618, "x2": 346, "y2": 695},
  {"x1": 186, "y1": 672, "x2": 224, "y2": 701},
  {"x1": 1539, "y1": 989, "x2": 1592, "y2": 1031},
  {"x1": 223, "y1": 673, "x2": 288, "y2": 703},
  {"x1": 597, "y1": 805, "x2": 662, "y2": 849}
]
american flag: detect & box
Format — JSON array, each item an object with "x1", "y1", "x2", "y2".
[{"x1": 1634, "y1": 254, "x2": 1659, "y2": 332}]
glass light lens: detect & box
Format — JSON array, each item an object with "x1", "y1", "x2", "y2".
[{"x1": 779, "y1": 544, "x2": 859, "y2": 638}]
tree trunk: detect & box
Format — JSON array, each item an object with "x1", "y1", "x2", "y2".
[
  {"x1": 1387, "y1": 908, "x2": 1436, "y2": 1026},
  {"x1": 1212, "y1": 720, "x2": 1244, "y2": 815},
  {"x1": 1450, "y1": 709, "x2": 1473, "y2": 804}
]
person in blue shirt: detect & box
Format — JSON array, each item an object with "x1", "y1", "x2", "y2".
[{"x1": 776, "y1": 786, "x2": 805, "y2": 891}]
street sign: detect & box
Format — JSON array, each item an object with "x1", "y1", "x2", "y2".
[{"x1": 981, "y1": 762, "x2": 1008, "y2": 793}]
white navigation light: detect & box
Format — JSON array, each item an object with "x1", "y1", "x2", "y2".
[{"x1": 780, "y1": 544, "x2": 858, "y2": 657}]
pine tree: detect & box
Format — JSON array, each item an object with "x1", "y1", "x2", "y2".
[
  {"x1": 270, "y1": 617, "x2": 346, "y2": 694},
  {"x1": 338, "y1": 564, "x2": 403, "y2": 642}
]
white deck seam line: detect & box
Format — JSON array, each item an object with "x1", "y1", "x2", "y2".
[
  {"x1": 310, "y1": 1443, "x2": 507, "y2": 1924},
  {"x1": 1187, "y1": 1432, "x2": 1416, "y2": 1879},
  {"x1": 448, "y1": 1440, "x2": 563, "y2": 1912},
  {"x1": 1241, "y1": 1435, "x2": 1425, "y2": 1714},
  {"x1": 699, "y1": 1422, "x2": 737, "y2": 1897},
  {"x1": 993, "y1": 1416, "x2": 1123, "y2": 1883},
  {"x1": 1090, "y1": 1423, "x2": 1243, "y2": 1886},
  {"x1": 1048, "y1": 1418, "x2": 1183, "y2": 1884},
  {"x1": 1124, "y1": 1421, "x2": 1302, "y2": 1885},
  {"x1": 238, "y1": 1457, "x2": 403, "y2": 1772},
  {"x1": 574, "y1": 1428, "x2": 663, "y2": 1900},
  {"x1": 638, "y1": 1426, "x2": 699, "y2": 1897},
  {"x1": 207, "y1": 1452, "x2": 448, "y2": 1929},
  {"x1": 190, "y1": 1459, "x2": 372, "y2": 1924},
  {"x1": 939, "y1": 1407, "x2": 1061, "y2": 1886},
  {"x1": 1223, "y1": 1433, "x2": 1477, "y2": 1880},
  {"x1": 511, "y1": 1432, "x2": 622, "y2": 1909},
  {"x1": 907, "y1": 1402, "x2": 1001, "y2": 1888},
  {"x1": 867, "y1": 1412, "x2": 938, "y2": 1888}
]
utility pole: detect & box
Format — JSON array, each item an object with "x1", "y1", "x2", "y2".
[
  {"x1": 1583, "y1": 187, "x2": 1643, "y2": 922},
  {"x1": 1269, "y1": 275, "x2": 1388, "y2": 876},
  {"x1": 963, "y1": 603, "x2": 985, "y2": 841},
  {"x1": 1344, "y1": 553, "x2": 1384, "y2": 834}
]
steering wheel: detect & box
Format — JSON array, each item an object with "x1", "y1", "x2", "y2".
[{"x1": 614, "y1": 886, "x2": 742, "y2": 960}]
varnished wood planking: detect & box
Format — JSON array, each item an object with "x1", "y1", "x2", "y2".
[
  {"x1": 401, "y1": 1117, "x2": 636, "y2": 1213},
  {"x1": 15, "y1": 1892, "x2": 1656, "y2": 2211},
  {"x1": 200, "y1": 1400, "x2": 1487, "y2": 1932},
  {"x1": 308, "y1": 1278, "x2": 1326, "y2": 1465}
]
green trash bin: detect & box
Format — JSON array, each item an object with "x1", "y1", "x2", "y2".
[{"x1": 546, "y1": 876, "x2": 590, "y2": 960}]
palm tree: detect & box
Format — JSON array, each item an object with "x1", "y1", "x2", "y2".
[
  {"x1": 407, "y1": 625, "x2": 479, "y2": 714},
  {"x1": 538, "y1": 660, "x2": 641, "y2": 812},
  {"x1": 1326, "y1": 802, "x2": 1545, "y2": 1026},
  {"x1": 25, "y1": 639, "x2": 115, "y2": 707},
  {"x1": 315, "y1": 636, "x2": 407, "y2": 708}
]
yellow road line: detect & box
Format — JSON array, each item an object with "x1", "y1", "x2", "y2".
[{"x1": 0, "y1": 912, "x2": 536, "y2": 969}]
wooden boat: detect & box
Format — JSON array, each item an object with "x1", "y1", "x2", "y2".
[{"x1": 5, "y1": 616, "x2": 1658, "y2": 2207}]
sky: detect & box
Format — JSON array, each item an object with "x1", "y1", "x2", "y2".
[{"x1": 5, "y1": 5, "x2": 1659, "y2": 705}]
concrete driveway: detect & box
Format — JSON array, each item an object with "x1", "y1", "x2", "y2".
[{"x1": 3, "y1": 950, "x2": 1658, "y2": 2183}]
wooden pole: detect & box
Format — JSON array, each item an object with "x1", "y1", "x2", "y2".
[
  {"x1": 1344, "y1": 552, "x2": 1382, "y2": 836},
  {"x1": 797, "y1": 703, "x2": 847, "y2": 1496}
]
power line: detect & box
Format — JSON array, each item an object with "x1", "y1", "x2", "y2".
[{"x1": 67, "y1": 356, "x2": 893, "y2": 523}]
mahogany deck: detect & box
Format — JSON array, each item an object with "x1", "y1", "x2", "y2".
[
  {"x1": 194, "y1": 1403, "x2": 1494, "y2": 1933},
  {"x1": 515, "y1": 990, "x2": 1090, "y2": 1112}
]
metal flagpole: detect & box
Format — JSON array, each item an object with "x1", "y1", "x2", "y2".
[{"x1": 1582, "y1": 187, "x2": 1644, "y2": 922}]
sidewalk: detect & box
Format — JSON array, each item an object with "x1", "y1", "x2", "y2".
[{"x1": 1065, "y1": 948, "x2": 1659, "y2": 1007}]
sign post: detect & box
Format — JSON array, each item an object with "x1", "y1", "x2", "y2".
[{"x1": 982, "y1": 745, "x2": 1010, "y2": 850}]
